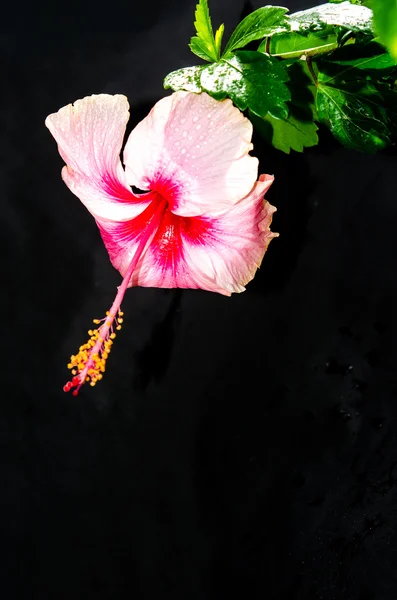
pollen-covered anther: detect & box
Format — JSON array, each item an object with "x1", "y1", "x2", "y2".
[{"x1": 63, "y1": 309, "x2": 123, "y2": 396}]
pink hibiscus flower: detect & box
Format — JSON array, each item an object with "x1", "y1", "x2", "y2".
[{"x1": 45, "y1": 91, "x2": 278, "y2": 395}]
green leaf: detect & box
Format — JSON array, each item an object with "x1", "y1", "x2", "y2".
[
  {"x1": 189, "y1": 37, "x2": 217, "y2": 62},
  {"x1": 214, "y1": 23, "x2": 225, "y2": 57},
  {"x1": 374, "y1": 83, "x2": 397, "y2": 135},
  {"x1": 329, "y1": 0, "x2": 363, "y2": 4},
  {"x1": 371, "y1": 0, "x2": 397, "y2": 61},
  {"x1": 200, "y1": 50, "x2": 290, "y2": 119},
  {"x1": 316, "y1": 73, "x2": 392, "y2": 152},
  {"x1": 318, "y1": 41, "x2": 397, "y2": 78},
  {"x1": 288, "y1": 60, "x2": 318, "y2": 113},
  {"x1": 164, "y1": 65, "x2": 205, "y2": 93},
  {"x1": 189, "y1": 0, "x2": 219, "y2": 62},
  {"x1": 250, "y1": 60, "x2": 319, "y2": 153},
  {"x1": 254, "y1": 115, "x2": 318, "y2": 154},
  {"x1": 260, "y1": 28, "x2": 338, "y2": 58},
  {"x1": 259, "y1": 1, "x2": 374, "y2": 60},
  {"x1": 290, "y1": 1, "x2": 373, "y2": 35},
  {"x1": 222, "y1": 6, "x2": 290, "y2": 58},
  {"x1": 163, "y1": 52, "x2": 291, "y2": 122},
  {"x1": 253, "y1": 111, "x2": 319, "y2": 153}
]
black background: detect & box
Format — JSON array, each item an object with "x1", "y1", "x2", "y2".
[{"x1": 2, "y1": 0, "x2": 397, "y2": 598}]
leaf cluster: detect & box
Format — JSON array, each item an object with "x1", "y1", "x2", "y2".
[{"x1": 164, "y1": 0, "x2": 397, "y2": 154}]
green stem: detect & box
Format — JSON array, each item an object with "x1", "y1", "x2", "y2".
[
  {"x1": 269, "y1": 35, "x2": 355, "y2": 60},
  {"x1": 271, "y1": 41, "x2": 339, "y2": 60},
  {"x1": 339, "y1": 30, "x2": 355, "y2": 47},
  {"x1": 306, "y1": 55, "x2": 318, "y2": 86}
]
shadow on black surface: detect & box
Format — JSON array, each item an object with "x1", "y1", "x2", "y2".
[{"x1": 134, "y1": 289, "x2": 182, "y2": 390}]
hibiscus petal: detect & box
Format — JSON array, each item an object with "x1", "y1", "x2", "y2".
[
  {"x1": 123, "y1": 91, "x2": 259, "y2": 217},
  {"x1": 96, "y1": 174, "x2": 277, "y2": 296},
  {"x1": 45, "y1": 94, "x2": 150, "y2": 221}
]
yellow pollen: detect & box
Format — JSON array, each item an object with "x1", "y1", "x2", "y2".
[{"x1": 65, "y1": 310, "x2": 125, "y2": 392}]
